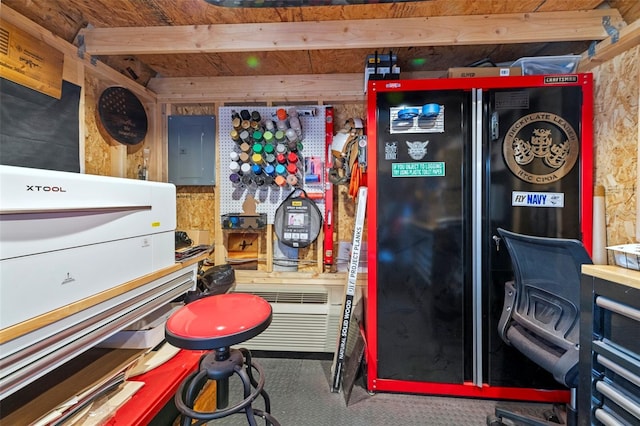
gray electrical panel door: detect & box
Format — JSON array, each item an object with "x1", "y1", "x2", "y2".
[{"x1": 168, "y1": 115, "x2": 216, "y2": 185}]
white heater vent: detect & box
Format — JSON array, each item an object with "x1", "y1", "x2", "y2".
[
  {"x1": 232, "y1": 286, "x2": 341, "y2": 352},
  {"x1": 241, "y1": 291, "x2": 328, "y2": 305}
]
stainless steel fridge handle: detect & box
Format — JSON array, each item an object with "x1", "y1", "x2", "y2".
[{"x1": 492, "y1": 235, "x2": 501, "y2": 252}]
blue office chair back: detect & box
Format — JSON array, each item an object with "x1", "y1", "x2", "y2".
[{"x1": 497, "y1": 228, "x2": 592, "y2": 388}]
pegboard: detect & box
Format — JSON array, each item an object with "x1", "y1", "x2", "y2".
[{"x1": 218, "y1": 105, "x2": 328, "y2": 224}]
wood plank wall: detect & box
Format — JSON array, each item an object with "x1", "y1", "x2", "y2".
[{"x1": 591, "y1": 45, "x2": 640, "y2": 249}]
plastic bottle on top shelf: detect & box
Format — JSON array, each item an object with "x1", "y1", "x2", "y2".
[
  {"x1": 276, "y1": 153, "x2": 287, "y2": 164},
  {"x1": 263, "y1": 142, "x2": 275, "y2": 155},
  {"x1": 230, "y1": 129, "x2": 240, "y2": 143},
  {"x1": 288, "y1": 108, "x2": 302, "y2": 137},
  {"x1": 232, "y1": 117, "x2": 242, "y2": 131},
  {"x1": 264, "y1": 164, "x2": 275, "y2": 176},
  {"x1": 285, "y1": 128, "x2": 299, "y2": 151},
  {"x1": 286, "y1": 163, "x2": 299, "y2": 176},
  {"x1": 287, "y1": 151, "x2": 299, "y2": 165},
  {"x1": 254, "y1": 175, "x2": 266, "y2": 188},
  {"x1": 275, "y1": 164, "x2": 287, "y2": 176},
  {"x1": 239, "y1": 142, "x2": 251, "y2": 154},
  {"x1": 240, "y1": 162, "x2": 252, "y2": 176},
  {"x1": 240, "y1": 109, "x2": 251, "y2": 121},
  {"x1": 251, "y1": 110, "x2": 261, "y2": 122},
  {"x1": 229, "y1": 173, "x2": 242, "y2": 187},
  {"x1": 264, "y1": 153, "x2": 276, "y2": 164},
  {"x1": 276, "y1": 108, "x2": 289, "y2": 131},
  {"x1": 252, "y1": 153, "x2": 266, "y2": 166},
  {"x1": 239, "y1": 152, "x2": 250, "y2": 164},
  {"x1": 263, "y1": 131, "x2": 274, "y2": 144},
  {"x1": 275, "y1": 142, "x2": 287, "y2": 155},
  {"x1": 240, "y1": 130, "x2": 251, "y2": 144},
  {"x1": 264, "y1": 119, "x2": 275, "y2": 133},
  {"x1": 229, "y1": 161, "x2": 240, "y2": 173},
  {"x1": 241, "y1": 173, "x2": 254, "y2": 188},
  {"x1": 229, "y1": 151, "x2": 240, "y2": 161},
  {"x1": 286, "y1": 174, "x2": 298, "y2": 187},
  {"x1": 274, "y1": 175, "x2": 287, "y2": 187},
  {"x1": 252, "y1": 143, "x2": 263, "y2": 155},
  {"x1": 250, "y1": 120, "x2": 262, "y2": 132}
]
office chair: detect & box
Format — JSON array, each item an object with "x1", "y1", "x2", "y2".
[{"x1": 488, "y1": 228, "x2": 592, "y2": 426}]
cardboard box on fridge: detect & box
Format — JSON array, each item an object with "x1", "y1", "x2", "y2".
[{"x1": 448, "y1": 67, "x2": 522, "y2": 78}]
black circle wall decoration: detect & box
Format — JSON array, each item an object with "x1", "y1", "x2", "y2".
[{"x1": 98, "y1": 86, "x2": 148, "y2": 145}]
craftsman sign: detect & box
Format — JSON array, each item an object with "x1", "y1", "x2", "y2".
[
  {"x1": 0, "y1": 18, "x2": 64, "y2": 99},
  {"x1": 392, "y1": 162, "x2": 445, "y2": 177}
]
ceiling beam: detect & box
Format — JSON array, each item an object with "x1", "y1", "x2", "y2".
[
  {"x1": 578, "y1": 18, "x2": 640, "y2": 71},
  {"x1": 147, "y1": 73, "x2": 369, "y2": 103},
  {"x1": 0, "y1": 5, "x2": 155, "y2": 102},
  {"x1": 81, "y1": 10, "x2": 624, "y2": 56}
]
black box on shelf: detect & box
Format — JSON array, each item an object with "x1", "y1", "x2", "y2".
[{"x1": 221, "y1": 213, "x2": 267, "y2": 230}]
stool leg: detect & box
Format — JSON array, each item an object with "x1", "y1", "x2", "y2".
[
  {"x1": 236, "y1": 366, "x2": 258, "y2": 426},
  {"x1": 214, "y1": 347, "x2": 231, "y2": 409},
  {"x1": 241, "y1": 348, "x2": 274, "y2": 422},
  {"x1": 174, "y1": 349, "x2": 280, "y2": 426},
  {"x1": 177, "y1": 369, "x2": 208, "y2": 426}
]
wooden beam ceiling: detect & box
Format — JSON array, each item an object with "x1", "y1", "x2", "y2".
[
  {"x1": 578, "y1": 18, "x2": 640, "y2": 71},
  {"x1": 81, "y1": 10, "x2": 624, "y2": 56}
]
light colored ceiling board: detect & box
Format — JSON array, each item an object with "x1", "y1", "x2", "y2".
[
  {"x1": 140, "y1": 50, "x2": 314, "y2": 78},
  {"x1": 578, "y1": 19, "x2": 640, "y2": 71},
  {"x1": 80, "y1": 10, "x2": 623, "y2": 56}
]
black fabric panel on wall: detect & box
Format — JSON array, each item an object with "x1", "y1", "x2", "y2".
[{"x1": 0, "y1": 78, "x2": 81, "y2": 173}]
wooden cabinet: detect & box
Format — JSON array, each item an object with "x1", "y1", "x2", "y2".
[{"x1": 579, "y1": 265, "x2": 640, "y2": 425}]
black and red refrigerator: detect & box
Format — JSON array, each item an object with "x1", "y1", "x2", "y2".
[{"x1": 365, "y1": 74, "x2": 593, "y2": 401}]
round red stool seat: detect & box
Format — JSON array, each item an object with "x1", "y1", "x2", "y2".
[{"x1": 166, "y1": 293, "x2": 272, "y2": 350}]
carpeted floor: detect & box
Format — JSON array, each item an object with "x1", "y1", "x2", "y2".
[{"x1": 200, "y1": 354, "x2": 556, "y2": 426}]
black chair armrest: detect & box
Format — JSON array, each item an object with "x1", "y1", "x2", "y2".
[{"x1": 498, "y1": 280, "x2": 517, "y2": 344}]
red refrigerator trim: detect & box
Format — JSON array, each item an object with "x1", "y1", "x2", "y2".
[{"x1": 366, "y1": 74, "x2": 593, "y2": 401}]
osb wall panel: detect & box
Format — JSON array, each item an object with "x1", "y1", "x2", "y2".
[
  {"x1": 84, "y1": 73, "x2": 155, "y2": 179},
  {"x1": 172, "y1": 104, "x2": 217, "y2": 248},
  {"x1": 83, "y1": 74, "x2": 111, "y2": 176},
  {"x1": 592, "y1": 44, "x2": 639, "y2": 248},
  {"x1": 176, "y1": 186, "x2": 215, "y2": 246}
]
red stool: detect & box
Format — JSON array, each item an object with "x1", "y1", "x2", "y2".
[{"x1": 165, "y1": 293, "x2": 280, "y2": 426}]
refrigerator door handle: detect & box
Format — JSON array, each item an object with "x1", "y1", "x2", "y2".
[
  {"x1": 472, "y1": 88, "x2": 484, "y2": 388},
  {"x1": 492, "y1": 235, "x2": 502, "y2": 252}
]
